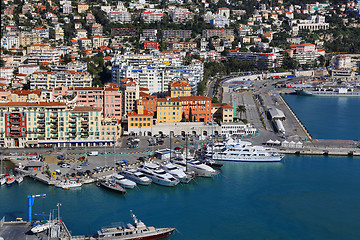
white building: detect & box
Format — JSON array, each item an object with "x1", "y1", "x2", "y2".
[
  {"x1": 141, "y1": 9, "x2": 163, "y2": 23},
  {"x1": 1, "y1": 35, "x2": 19, "y2": 49},
  {"x1": 221, "y1": 122, "x2": 257, "y2": 136},
  {"x1": 210, "y1": 17, "x2": 230, "y2": 28}
]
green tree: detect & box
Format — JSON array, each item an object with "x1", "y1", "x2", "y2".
[
  {"x1": 236, "y1": 105, "x2": 246, "y2": 119},
  {"x1": 189, "y1": 108, "x2": 193, "y2": 122}
]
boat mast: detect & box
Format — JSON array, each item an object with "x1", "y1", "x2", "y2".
[{"x1": 185, "y1": 134, "x2": 188, "y2": 172}]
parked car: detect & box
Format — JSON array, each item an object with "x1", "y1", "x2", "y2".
[
  {"x1": 75, "y1": 166, "x2": 82, "y2": 170},
  {"x1": 57, "y1": 155, "x2": 65, "y2": 160}
]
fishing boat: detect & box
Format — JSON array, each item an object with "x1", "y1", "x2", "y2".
[
  {"x1": 111, "y1": 174, "x2": 137, "y2": 189},
  {"x1": 54, "y1": 180, "x2": 82, "y2": 189},
  {"x1": 6, "y1": 175, "x2": 16, "y2": 185},
  {"x1": 138, "y1": 163, "x2": 179, "y2": 187},
  {"x1": 121, "y1": 169, "x2": 152, "y2": 185},
  {"x1": 161, "y1": 162, "x2": 193, "y2": 183},
  {"x1": 96, "y1": 210, "x2": 175, "y2": 240},
  {"x1": 16, "y1": 175, "x2": 24, "y2": 184},
  {"x1": 97, "y1": 179, "x2": 126, "y2": 194}
]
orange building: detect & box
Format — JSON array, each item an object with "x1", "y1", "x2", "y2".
[
  {"x1": 179, "y1": 96, "x2": 212, "y2": 123},
  {"x1": 137, "y1": 92, "x2": 157, "y2": 113}
]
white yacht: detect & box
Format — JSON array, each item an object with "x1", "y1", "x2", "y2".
[
  {"x1": 111, "y1": 174, "x2": 137, "y2": 189},
  {"x1": 121, "y1": 170, "x2": 152, "y2": 185},
  {"x1": 161, "y1": 162, "x2": 193, "y2": 183},
  {"x1": 212, "y1": 145, "x2": 284, "y2": 162},
  {"x1": 16, "y1": 175, "x2": 23, "y2": 184},
  {"x1": 172, "y1": 160, "x2": 217, "y2": 177},
  {"x1": 0, "y1": 174, "x2": 7, "y2": 185},
  {"x1": 138, "y1": 163, "x2": 179, "y2": 187},
  {"x1": 54, "y1": 180, "x2": 82, "y2": 189}
]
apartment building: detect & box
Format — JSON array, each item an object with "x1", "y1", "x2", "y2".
[
  {"x1": 18, "y1": 32, "x2": 42, "y2": 47},
  {"x1": 137, "y1": 93, "x2": 157, "y2": 113},
  {"x1": 108, "y1": 11, "x2": 132, "y2": 23},
  {"x1": 162, "y1": 30, "x2": 192, "y2": 40},
  {"x1": 157, "y1": 97, "x2": 182, "y2": 123},
  {"x1": 0, "y1": 102, "x2": 120, "y2": 148},
  {"x1": 202, "y1": 29, "x2": 234, "y2": 39},
  {"x1": 127, "y1": 104, "x2": 154, "y2": 136},
  {"x1": 143, "y1": 41, "x2": 159, "y2": 50},
  {"x1": 91, "y1": 23, "x2": 103, "y2": 36},
  {"x1": 26, "y1": 49, "x2": 61, "y2": 64},
  {"x1": 141, "y1": 9, "x2": 163, "y2": 23},
  {"x1": 169, "y1": 80, "x2": 191, "y2": 97},
  {"x1": 211, "y1": 103, "x2": 234, "y2": 122},
  {"x1": 287, "y1": 43, "x2": 325, "y2": 65},
  {"x1": 29, "y1": 71, "x2": 92, "y2": 90},
  {"x1": 179, "y1": 96, "x2": 212, "y2": 123},
  {"x1": 165, "y1": 42, "x2": 197, "y2": 51},
  {"x1": 1, "y1": 35, "x2": 19, "y2": 50},
  {"x1": 77, "y1": 3, "x2": 89, "y2": 13},
  {"x1": 52, "y1": 86, "x2": 122, "y2": 119},
  {"x1": 120, "y1": 78, "x2": 140, "y2": 116},
  {"x1": 112, "y1": 54, "x2": 203, "y2": 94},
  {"x1": 168, "y1": 7, "x2": 193, "y2": 22},
  {"x1": 111, "y1": 28, "x2": 137, "y2": 37},
  {"x1": 210, "y1": 18, "x2": 230, "y2": 28}
]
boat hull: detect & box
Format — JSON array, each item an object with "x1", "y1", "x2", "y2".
[
  {"x1": 98, "y1": 227, "x2": 175, "y2": 240},
  {"x1": 212, "y1": 156, "x2": 283, "y2": 162}
]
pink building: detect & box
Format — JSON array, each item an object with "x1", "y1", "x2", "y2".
[
  {"x1": 52, "y1": 86, "x2": 122, "y2": 119},
  {"x1": 290, "y1": 43, "x2": 316, "y2": 53}
]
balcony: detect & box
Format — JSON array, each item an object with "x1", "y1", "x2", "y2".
[
  {"x1": 70, "y1": 115, "x2": 76, "y2": 118},
  {"x1": 50, "y1": 125, "x2": 57, "y2": 129},
  {"x1": 69, "y1": 129, "x2": 76, "y2": 133},
  {"x1": 69, "y1": 119, "x2": 76, "y2": 123},
  {"x1": 38, "y1": 124, "x2": 45, "y2": 128},
  {"x1": 50, "y1": 130, "x2": 57, "y2": 134},
  {"x1": 38, "y1": 129, "x2": 45, "y2": 133},
  {"x1": 38, "y1": 113, "x2": 45, "y2": 118},
  {"x1": 50, "y1": 114, "x2": 58, "y2": 119},
  {"x1": 37, "y1": 119, "x2": 45, "y2": 123},
  {"x1": 69, "y1": 124, "x2": 76, "y2": 128},
  {"x1": 81, "y1": 128, "x2": 89, "y2": 133},
  {"x1": 50, "y1": 119, "x2": 58, "y2": 124},
  {"x1": 81, "y1": 115, "x2": 88, "y2": 120},
  {"x1": 9, "y1": 120, "x2": 20, "y2": 124}
]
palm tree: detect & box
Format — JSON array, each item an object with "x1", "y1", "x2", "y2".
[{"x1": 236, "y1": 105, "x2": 246, "y2": 119}]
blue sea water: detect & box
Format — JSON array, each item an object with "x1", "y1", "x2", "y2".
[
  {"x1": 282, "y1": 95, "x2": 360, "y2": 140},
  {"x1": 1, "y1": 155, "x2": 360, "y2": 240}
]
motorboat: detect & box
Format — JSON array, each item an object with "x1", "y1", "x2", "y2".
[
  {"x1": 6, "y1": 175, "x2": 15, "y2": 185},
  {"x1": 111, "y1": 174, "x2": 137, "y2": 189},
  {"x1": 16, "y1": 175, "x2": 24, "y2": 184},
  {"x1": 212, "y1": 145, "x2": 284, "y2": 162},
  {"x1": 97, "y1": 179, "x2": 126, "y2": 194},
  {"x1": 161, "y1": 162, "x2": 193, "y2": 183},
  {"x1": 96, "y1": 211, "x2": 175, "y2": 240},
  {"x1": 0, "y1": 175, "x2": 7, "y2": 185},
  {"x1": 54, "y1": 180, "x2": 82, "y2": 189},
  {"x1": 186, "y1": 160, "x2": 218, "y2": 177},
  {"x1": 121, "y1": 170, "x2": 152, "y2": 185},
  {"x1": 138, "y1": 162, "x2": 179, "y2": 187},
  {"x1": 172, "y1": 159, "x2": 217, "y2": 177},
  {"x1": 31, "y1": 220, "x2": 55, "y2": 233}
]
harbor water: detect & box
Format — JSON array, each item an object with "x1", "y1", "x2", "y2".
[
  {"x1": 1, "y1": 155, "x2": 360, "y2": 240},
  {"x1": 1, "y1": 95, "x2": 360, "y2": 239},
  {"x1": 282, "y1": 95, "x2": 360, "y2": 140}
]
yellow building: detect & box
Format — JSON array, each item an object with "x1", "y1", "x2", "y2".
[
  {"x1": 127, "y1": 104, "x2": 154, "y2": 136},
  {"x1": 157, "y1": 97, "x2": 182, "y2": 123},
  {"x1": 77, "y1": 3, "x2": 89, "y2": 13},
  {"x1": 211, "y1": 103, "x2": 234, "y2": 123},
  {"x1": 169, "y1": 80, "x2": 191, "y2": 97}
]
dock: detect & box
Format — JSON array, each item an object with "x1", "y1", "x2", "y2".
[{"x1": 0, "y1": 217, "x2": 72, "y2": 240}]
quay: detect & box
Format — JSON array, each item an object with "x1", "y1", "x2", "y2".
[{"x1": 0, "y1": 217, "x2": 71, "y2": 240}]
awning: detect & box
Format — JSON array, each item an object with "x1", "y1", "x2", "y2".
[{"x1": 27, "y1": 140, "x2": 38, "y2": 144}]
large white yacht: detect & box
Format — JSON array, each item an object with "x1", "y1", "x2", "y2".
[
  {"x1": 111, "y1": 173, "x2": 137, "y2": 189},
  {"x1": 121, "y1": 170, "x2": 152, "y2": 185},
  {"x1": 138, "y1": 163, "x2": 179, "y2": 187},
  {"x1": 161, "y1": 162, "x2": 193, "y2": 183},
  {"x1": 54, "y1": 180, "x2": 82, "y2": 189},
  {"x1": 212, "y1": 145, "x2": 284, "y2": 162}
]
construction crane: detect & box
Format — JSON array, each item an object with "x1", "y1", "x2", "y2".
[{"x1": 27, "y1": 194, "x2": 47, "y2": 222}]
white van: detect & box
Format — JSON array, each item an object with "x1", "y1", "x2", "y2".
[{"x1": 88, "y1": 151, "x2": 98, "y2": 156}]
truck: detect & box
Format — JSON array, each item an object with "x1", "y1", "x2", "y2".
[{"x1": 88, "y1": 151, "x2": 99, "y2": 156}]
